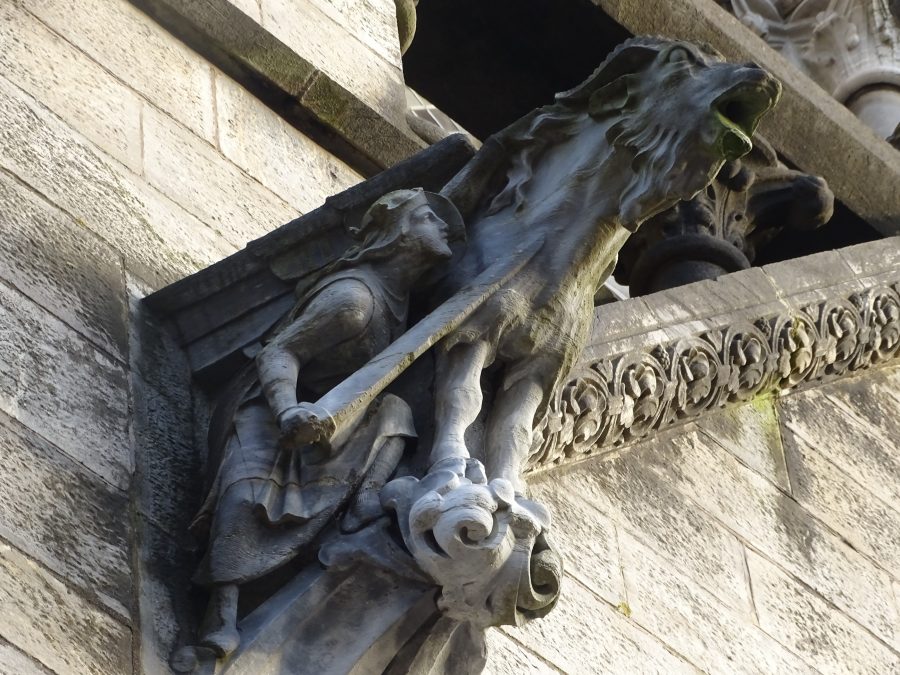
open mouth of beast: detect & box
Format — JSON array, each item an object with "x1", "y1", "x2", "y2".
[{"x1": 713, "y1": 76, "x2": 781, "y2": 160}]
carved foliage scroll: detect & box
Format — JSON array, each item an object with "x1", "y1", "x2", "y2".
[{"x1": 530, "y1": 282, "x2": 900, "y2": 468}]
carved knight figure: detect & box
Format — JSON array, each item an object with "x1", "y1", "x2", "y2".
[
  {"x1": 174, "y1": 36, "x2": 782, "y2": 675},
  {"x1": 183, "y1": 188, "x2": 461, "y2": 661}
]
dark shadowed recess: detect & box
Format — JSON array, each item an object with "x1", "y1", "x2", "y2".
[{"x1": 404, "y1": 0, "x2": 879, "y2": 265}]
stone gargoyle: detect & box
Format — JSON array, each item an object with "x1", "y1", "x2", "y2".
[{"x1": 168, "y1": 36, "x2": 781, "y2": 675}]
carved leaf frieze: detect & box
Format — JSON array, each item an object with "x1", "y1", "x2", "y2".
[{"x1": 530, "y1": 280, "x2": 900, "y2": 470}]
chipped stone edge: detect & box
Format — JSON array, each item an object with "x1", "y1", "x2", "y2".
[
  {"x1": 127, "y1": 0, "x2": 425, "y2": 175},
  {"x1": 530, "y1": 240, "x2": 900, "y2": 472}
]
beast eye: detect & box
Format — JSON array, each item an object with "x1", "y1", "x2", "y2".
[{"x1": 666, "y1": 47, "x2": 692, "y2": 64}]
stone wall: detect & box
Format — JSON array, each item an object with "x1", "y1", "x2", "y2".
[
  {"x1": 489, "y1": 363, "x2": 900, "y2": 674},
  {"x1": 0, "y1": 0, "x2": 369, "y2": 672},
  {"x1": 3, "y1": 0, "x2": 900, "y2": 674}
]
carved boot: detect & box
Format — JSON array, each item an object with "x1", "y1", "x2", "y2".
[{"x1": 199, "y1": 584, "x2": 240, "y2": 658}]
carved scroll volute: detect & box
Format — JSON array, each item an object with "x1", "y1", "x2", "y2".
[{"x1": 382, "y1": 460, "x2": 562, "y2": 628}]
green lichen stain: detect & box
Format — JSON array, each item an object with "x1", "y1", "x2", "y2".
[{"x1": 616, "y1": 601, "x2": 632, "y2": 618}]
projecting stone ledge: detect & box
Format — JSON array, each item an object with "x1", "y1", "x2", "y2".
[{"x1": 529, "y1": 235, "x2": 900, "y2": 473}]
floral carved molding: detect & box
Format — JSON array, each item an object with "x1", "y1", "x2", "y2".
[{"x1": 530, "y1": 278, "x2": 900, "y2": 469}]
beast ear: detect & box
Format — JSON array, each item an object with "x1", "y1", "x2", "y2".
[
  {"x1": 556, "y1": 40, "x2": 662, "y2": 105},
  {"x1": 587, "y1": 76, "x2": 633, "y2": 118}
]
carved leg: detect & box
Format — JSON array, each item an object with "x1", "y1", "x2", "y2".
[
  {"x1": 199, "y1": 583, "x2": 240, "y2": 657},
  {"x1": 430, "y1": 340, "x2": 491, "y2": 469},
  {"x1": 485, "y1": 376, "x2": 545, "y2": 493},
  {"x1": 342, "y1": 436, "x2": 406, "y2": 533}
]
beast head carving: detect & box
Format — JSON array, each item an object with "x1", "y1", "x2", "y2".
[{"x1": 557, "y1": 37, "x2": 782, "y2": 224}]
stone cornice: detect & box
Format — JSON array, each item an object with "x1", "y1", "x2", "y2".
[
  {"x1": 127, "y1": 0, "x2": 425, "y2": 176},
  {"x1": 529, "y1": 237, "x2": 900, "y2": 473}
]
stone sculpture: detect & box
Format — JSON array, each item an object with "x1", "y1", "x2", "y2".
[
  {"x1": 615, "y1": 135, "x2": 834, "y2": 294},
  {"x1": 185, "y1": 188, "x2": 461, "y2": 659},
  {"x1": 173, "y1": 37, "x2": 780, "y2": 674}
]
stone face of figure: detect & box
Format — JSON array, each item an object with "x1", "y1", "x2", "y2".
[{"x1": 187, "y1": 189, "x2": 459, "y2": 660}]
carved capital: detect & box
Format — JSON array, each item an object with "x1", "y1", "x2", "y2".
[
  {"x1": 616, "y1": 137, "x2": 834, "y2": 294},
  {"x1": 727, "y1": 0, "x2": 900, "y2": 140}
]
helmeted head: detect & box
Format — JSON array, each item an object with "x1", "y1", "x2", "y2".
[
  {"x1": 556, "y1": 37, "x2": 781, "y2": 223},
  {"x1": 351, "y1": 188, "x2": 463, "y2": 263},
  {"x1": 336, "y1": 188, "x2": 464, "y2": 269}
]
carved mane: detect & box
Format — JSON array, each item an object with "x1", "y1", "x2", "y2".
[{"x1": 485, "y1": 37, "x2": 724, "y2": 225}]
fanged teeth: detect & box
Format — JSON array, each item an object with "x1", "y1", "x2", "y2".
[{"x1": 715, "y1": 109, "x2": 752, "y2": 159}]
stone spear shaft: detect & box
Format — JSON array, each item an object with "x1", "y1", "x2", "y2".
[{"x1": 296, "y1": 239, "x2": 542, "y2": 445}]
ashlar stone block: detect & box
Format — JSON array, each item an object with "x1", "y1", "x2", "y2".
[
  {"x1": 215, "y1": 73, "x2": 362, "y2": 214},
  {"x1": 0, "y1": 542, "x2": 132, "y2": 675},
  {"x1": 528, "y1": 481, "x2": 625, "y2": 607},
  {"x1": 695, "y1": 397, "x2": 791, "y2": 492},
  {"x1": 782, "y1": 410, "x2": 900, "y2": 579},
  {"x1": 641, "y1": 427, "x2": 900, "y2": 647},
  {"x1": 0, "y1": 638, "x2": 53, "y2": 675},
  {"x1": 538, "y1": 452, "x2": 754, "y2": 615},
  {"x1": 0, "y1": 411, "x2": 131, "y2": 618},
  {"x1": 484, "y1": 631, "x2": 559, "y2": 675},
  {"x1": 0, "y1": 73, "x2": 235, "y2": 288},
  {"x1": 142, "y1": 103, "x2": 299, "y2": 249},
  {"x1": 747, "y1": 550, "x2": 900, "y2": 675},
  {"x1": 21, "y1": 0, "x2": 216, "y2": 143},
  {"x1": 0, "y1": 2, "x2": 142, "y2": 173},
  {"x1": 0, "y1": 170, "x2": 127, "y2": 360},
  {"x1": 780, "y1": 378, "x2": 900, "y2": 516},
  {"x1": 619, "y1": 532, "x2": 816, "y2": 675},
  {"x1": 504, "y1": 575, "x2": 700, "y2": 675},
  {"x1": 0, "y1": 280, "x2": 131, "y2": 490},
  {"x1": 260, "y1": 0, "x2": 406, "y2": 124}
]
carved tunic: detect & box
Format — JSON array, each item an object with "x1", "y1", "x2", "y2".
[{"x1": 192, "y1": 270, "x2": 416, "y2": 586}]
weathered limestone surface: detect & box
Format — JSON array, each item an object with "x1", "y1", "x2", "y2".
[
  {"x1": 0, "y1": 543, "x2": 133, "y2": 675},
  {"x1": 501, "y1": 575, "x2": 700, "y2": 675},
  {"x1": 0, "y1": 639, "x2": 53, "y2": 675},
  {"x1": 484, "y1": 632, "x2": 556, "y2": 675},
  {"x1": 0, "y1": 72, "x2": 234, "y2": 288},
  {"x1": 0, "y1": 2, "x2": 143, "y2": 174},
  {"x1": 0, "y1": 1, "x2": 381, "y2": 672},
  {"x1": 215, "y1": 73, "x2": 363, "y2": 214},
  {"x1": 538, "y1": 454, "x2": 754, "y2": 615},
  {"x1": 619, "y1": 532, "x2": 817, "y2": 675},
  {"x1": 748, "y1": 550, "x2": 900, "y2": 674},
  {"x1": 499, "y1": 364, "x2": 900, "y2": 672},
  {"x1": 20, "y1": 0, "x2": 217, "y2": 144},
  {"x1": 695, "y1": 398, "x2": 791, "y2": 491},
  {"x1": 0, "y1": 411, "x2": 131, "y2": 617},
  {"x1": 260, "y1": 0, "x2": 406, "y2": 123},
  {"x1": 142, "y1": 104, "x2": 299, "y2": 248},
  {"x1": 0, "y1": 280, "x2": 131, "y2": 490},
  {"x1": 0, "y1": 170, "x2": 128, "y2": 359}
]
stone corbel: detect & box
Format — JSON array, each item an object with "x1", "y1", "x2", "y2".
[{"x1": 147, "y1": 38, "x2": 785, "y2": 675}]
